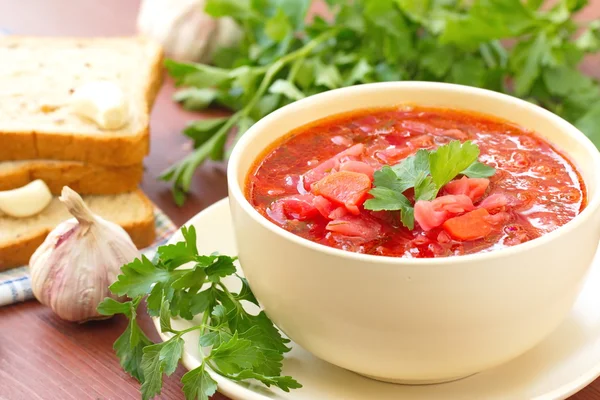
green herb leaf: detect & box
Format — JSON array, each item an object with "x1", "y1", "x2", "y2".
[
  {"x1": 575, "y1": 103, "x2": 600, "y2": 144},
  {"x1": 140, "y1": 337, "x2": 185, "y2": 400},
  {"x1": 235, "y1": 276, "x2": 259, "y2": 306},
  {"x1": 265, "y1": 8, "x2": 292, "y2": 42},
  {"x1": 364, "y1": 187, "x2": 411, "y2": 211},
  {"x1": 108, "y1": 225, "x2": 299, "y2": 398},
  {"x1": 97, "y1": 297, "x2": 131, "y2": 316},
  {"x1": 372, "y1": 166, "x2": 409, "y2": 193},
  {"x1": 576, "y1": 20, "x2": 600, "y2": 52},
  {"x1": 228, "y1": 370, "x2": 302, "y2": 391},
  {"x1": 157, "y1": 225, "x2": 199, "y2": 268},
  {"x1": 205, "y1": 256, "x2": 238, "y2": 282},
  {"x1": 429, "y1": 140, "x2": 480, "y2": 188},
  {"x1": 204, "y1": 0, "x2": 255, "y2": 19},
  {"x1": 183, "y1": 118, "x2": 229, "y2": 148},
  {"x1": 418, "y1": 38, "x2": 455, "y2": 78},
  {"x1": 173, "y1": 88, "x2": 217, "y2": 111},
  {"x1": 159, "y1": 299, "x2": 174, "y2": 333},
  {"x1": 190, "y1": 289, "x2": 215, "y2": 315},
  {"x1": 414, "y1": 174, "x2": 437, "y2": 201},
  {"x1": 363, "y1": 187, "x2": 414, "y2": 229},
  {"x1": 390, "y1": 149, "x2": 431, "y2": 190},
  {"x1": 315, "y1": 61, "x2": 343, "y2": 89},
  {"x1": 210, "y1": 332, "x2": 262, "y2": 373},
  {"x1": 345, "y1": 58, "x2": 373, "y2": 85},
  {"x1": 110, "y1": 256, "x2": 171, "y2": 298},
  {"x1": 441, "y1": 0, "x2": 537, "y2": 50},
  {"x1": 171, "y1": 267, "x2": 207, "y2": 291},
  {"x1": 269, "y1": 79, "x2": 306, "y2": 101},
  {"x1": 448, "y1": 57, "x2": 487, "y2": 87},
  {"x1": 165, "y1": 59, "x2": 231, "y2": 88},
  {"x1": 211, "y1": 303, "x2": 228, "y2": 325},
  {"x1": 461, "y1": 161, "x2": 497, "y2": 178},
  {"x1": 200, "y1": 329, "x2": 233, "y2": 348},
  {"x1": 111, "y1": 300, "x2": 153, "y2": 382},
  {"x1": 511, "y1": 32, "x2": 549, "y2": 96},
  {"x1": 181, "y1": 365, "x2": 218, "y2": 400}
]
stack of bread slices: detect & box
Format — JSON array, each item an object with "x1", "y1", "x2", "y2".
[{"x1": 0, "y1": 36, "x2": 164, "y2": 270}]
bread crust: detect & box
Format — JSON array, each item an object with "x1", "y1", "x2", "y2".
[
  {"x1": 0, "y1": 161, "x2": 144, "y2": 195},
  {"x1": 0, "y1": 36, "x2": 164, "y2": 166},
  {"x1": 0, "y1": 190, "x2": 157, "y2": 271}
]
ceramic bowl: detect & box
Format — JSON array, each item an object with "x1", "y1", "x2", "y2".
[{"x1": 227, "y1": 82, "x2": 600, "y2": 384}]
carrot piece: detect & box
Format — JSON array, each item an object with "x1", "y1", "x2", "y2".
[
  {"x1": 442, "y1": 208, "x2": 492, "y2": 241},
  {"x1": 312, "y1": 171, "x2": 372, "y2": 214}
]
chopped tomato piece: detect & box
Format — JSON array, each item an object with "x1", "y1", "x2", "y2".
[
  {"x1": 303, "y1": 144, "x2": 365, "y2": 190},
  {"x1": 267, "y1": 194, "x2": 318, "y2": 223},
  {"x1": 331, "y1": 135, "x2": 353, "y2": 146},
  {"x1": 414, "y1": 195, "x2": 475, "y2": 231},
  {"x1": 401, "y1": 120, "x2": 438, "y2": 134},
  {"x1": 441, "y1": 129, "x2": 468, "y2": 140},
  {"x1": 326, "y1": 215, "x2": 381, "y2": 240},
  {"x1": 303, "y1": 158, "x2": 340, "y2": 191},
  {"x1": 312, "y1": 195, "x2": 336, "y2": 219},
  {"x1": 484, "y1": 211, "x2": 511, "y2": 225},
  {"x1": 479, "y1": 193, "x2": 509, "y2": 212},
  {"x1": 312, "y1": 171, "x2": 372, "y2": 215},
  {"x1": 339, "y1": 161, "x2": 375, "y2": 179},
  {"x1": 433, "y1": 194, "x2": 475, "y2": 213},
  {"x1": 442, "y1": 208, "x2": 493, "y2": 241},
  {"x1": 408, "y1": 135, "x2": 434, "y2": 149},
  {"x1": 329, "y1": 206, "x2": 348, "y2": 219},
  {"x1": 437, "y1": 230, "x2": 451, "y2": 244},
  {"x1": 266, "y1": 200, "x2": 286, "y2": 224},
  {"x1": 444, "y1": 176, "x2": 490, "y2": 202},
  {"x1": 414, "y1": 201, "x2": 448, "y2": 231},
  {"x1": 375, "y1": 146, "x2": 414, "y2": 164}
]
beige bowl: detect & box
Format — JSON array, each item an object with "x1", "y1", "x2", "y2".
[{"x1": 227, "y1": 82, "x2": 600, "y2": 384}]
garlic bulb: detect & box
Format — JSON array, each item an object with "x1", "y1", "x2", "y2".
[
  {"x1": 29, "y1": 187, "x2": 140, "y2": 323},
  {"x1": 137, "y1": 0, "x2": 242, "y2": 63}
]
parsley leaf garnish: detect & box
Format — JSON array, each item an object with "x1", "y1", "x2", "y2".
[
  {"x1": 181, "y1": 365, "x2": 218, "y2": 400},
  {"x1": 429, "y1": 140, "x2": 480, "y2": 187},
  {"x1": 363, "y1": 187, "x2": 415, "y2": 229},
  {"x1": 364, "y1": 140, "x2": 495, "y2": 229},
  {"x1": 461, "y1": 161, "x2": 497, "y2": 178},
  {"x1": 97, "y1": 226, "x2": 300, "y2": 400},
  {"x1": 98, "y1": 298, "x2": 153, "y2": 382}
]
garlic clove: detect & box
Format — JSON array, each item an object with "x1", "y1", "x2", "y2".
[
  {"x1": 70, "y1": 81, "x2": 129, "y2": 130},
  {"x1": 29, "y1": 186, "x2": 140, "y2": 323},
  {"x1": 0, "y1": 179, "x2": 53, "y2": 218},
  {"x1": 136, "y1": 0, "x2": 241, "y2": 63}
]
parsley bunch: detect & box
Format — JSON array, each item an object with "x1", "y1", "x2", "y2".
[
  {"x1": 97, "y1": 226, "x2": 300, "y2": 400},
  {"x1": 162, "y1": 0, "x2": 600, "y2": 204},
  {"x1": 364, "y1": 141, "x2": 495, "y2": 229}
]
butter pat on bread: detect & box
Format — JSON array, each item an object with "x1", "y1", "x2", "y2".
[{"x1": 0, "y1": 36, "x2": 163, "y2": 166}]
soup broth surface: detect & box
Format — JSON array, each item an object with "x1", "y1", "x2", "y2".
[{"x1": 246, "y1": 106, "x2": 586, "y2": 257}]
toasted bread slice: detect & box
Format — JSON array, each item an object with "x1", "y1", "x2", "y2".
[
  {"x1": 0, "y1": 190, "x2": 156, "y2": 270},
  {"x1": 0, "y1": 160, "x2": 143, "y2": 195},
  {"x1": 0, "y1": 36, "x2": 163, "y2": 166}
]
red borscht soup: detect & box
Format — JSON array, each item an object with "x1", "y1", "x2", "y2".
[{"x1": 246, "y1": 106, "x2": 586, "y2": 257}]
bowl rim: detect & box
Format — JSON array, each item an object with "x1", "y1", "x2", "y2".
[{"x1": 227, "y1": 81, "x2": 600, "y2": 265}]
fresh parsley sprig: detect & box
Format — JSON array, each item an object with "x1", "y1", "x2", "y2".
[
  {"x1": 97, "y1": 226, "x2": 300, "y2": 400},
  {"x1": 364, "y1": 141, "x2": 495, "y2": 229},
  {"x1": 161, "y1": 0, "x2": 600, "y2": 205}
]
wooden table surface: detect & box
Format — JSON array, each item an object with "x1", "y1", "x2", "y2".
[{"x1": 1, "y1": 1, "x2": 600, "y2": 399}]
